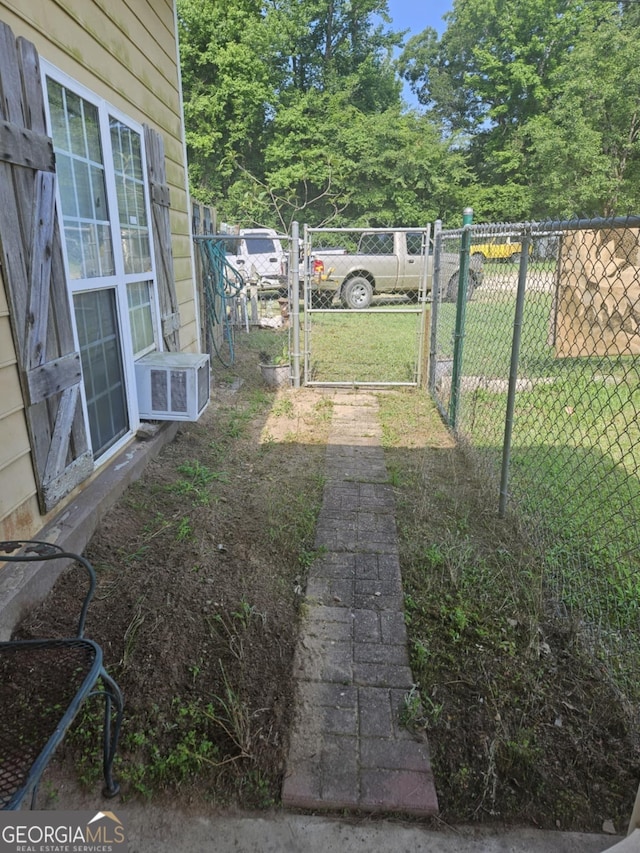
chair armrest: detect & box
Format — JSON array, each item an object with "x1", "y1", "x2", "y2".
[{"x1": 0, "y1": 540, "x2": 96, "y2": 638}]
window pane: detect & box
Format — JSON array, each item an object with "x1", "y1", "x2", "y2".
[
  {"x1": 47, "y1": 80, "x2": 67, "y2": 149},
  {"x1": 246, "y1": 237, "x2": 275, "y2": 254},
  {"x1": 110, "y1": 116, "x2": 151, "y2": 274},
  {"x1": 85, "y1": 107, "x2": 102, "y2": 163},
  {"x1": 127, "y1": 281, "x2": 155, "y2": 355},
  {"x1": 56, "y1": 154, "x2": 77, "y2": 216},
  {"x1": 134, "y1": 182, "x2": 147, "y2": 226},
  {"x1": 47, "y1": 77, "x2": 115, "y2": 280},
  {"x1": 96, "y1": 225, "x2": 115, "y2": 277},
  {"x1": 406, "y1": 233, "x2": 424, "y2": 256},
  {"x1": 64, "y1": 223, "x2": 84, "y2": 279},
  {"x1": 66, "y1": 91, "x2": 86, "y2": 158},
  {"x1": 74, "y1": 289, "x2": 128, "y2": 457},
  {"x1": 81, "y1": 223, "x2": 101, "y2": 278},
  {"x1": 73, "y1": 160, "x2": 93, "y2": 219},
  {"x1": 130, "y1": 132, "x2": 143, "y2": 181},
  {"x1": 137, "y1": 234, "x2": 151, "y2": 272},
  {"x1": 91, "y1": 166, "x2": 108, "y2": 219}
]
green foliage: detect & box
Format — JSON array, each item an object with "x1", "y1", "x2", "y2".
[
  {"x1": 178, "y1": 0, "x2": 640, "y2": 225},
  {"x1": 524, "y1": 2, "x2": 640, "y2": 216},
  {"x1": 400, "y1": 0, "x2": 640, "y2": 219},
  {"x1": 167, "y1": 460, "x2": 228, "y2": 506},
  {"x1": 178, "y1": 0, "x2": 277, "y2": 201},
  {"x1": 176, "y1": 517, "x2": 194, "y2": 542},
  {"x1": 178, "y1": 0, "x2": 469, "y2": 226}
]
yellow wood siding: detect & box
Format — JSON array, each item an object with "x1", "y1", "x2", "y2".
[
  {"x1": 0, "y1": 2, "x2": 192, "y2": 302},
  {"x1": 0, "y1": 316, "x2": 16, "y2": 366},
  {"x1": 0, "y1": 368, "x2": 37, "y2": 526},
  {"x1": 0, "y1": 0, "x2": 198, "y2": 539},
  {"x1": 0, "y1": 456, "x2": 40, "y2": 523},
  {"x1": 0, "y1": 410, "x2": 31, "y2": 475}
]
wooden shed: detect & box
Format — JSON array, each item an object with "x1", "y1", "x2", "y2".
[{"x1": 0, "y1": 1, "x2": 200, "y2": 547}]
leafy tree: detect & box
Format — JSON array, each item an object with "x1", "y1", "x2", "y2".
[
  {"x1": 525, "y1": 2, "x2": 640, "y2": 216},
  {"x1": 267, "y1": 0, "x2": 402, "y2": 108},
  {"x1": 400, "y1": 0, "x2": 585, "y2": 133},
  {"x1": 400, "y1": 0, "x2": 640, "y2": 220},
  {"x1": 177, "y1": 0, "x2": 276, "y2": 201},
  {"x1": 221, "y1": 85, "x2": 472, "y2": 230},
  {"x1": 179, "y1": 0, "x2": 443, "y2": 226}
]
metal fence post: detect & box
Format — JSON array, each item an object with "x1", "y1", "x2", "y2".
[
  {"x1": 290, "y1": 221, "x2": 301, "y2": 388},
  {"x1": 499, "y1": 231, "x2": 531, "y2": 518},
  {"x1": 448, "y1": 207, "x2": 473, "y2": 429},
  {"x1": 302, "y1": 223, "x2": 310, "y2": 386},
  {"x1": 428, "y1": 220, "x2": 442, "y2": 392},
  {"x1": 416, "y1": 223, "x2": 432, "y2": 388}
]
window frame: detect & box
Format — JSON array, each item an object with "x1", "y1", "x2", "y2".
[{"x1": 41, "y1": 61, "x2": 162, "y2": 463}]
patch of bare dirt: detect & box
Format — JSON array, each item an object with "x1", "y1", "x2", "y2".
[{"x1": 18, "y1": 331, "x2": 331, "y2": 810}]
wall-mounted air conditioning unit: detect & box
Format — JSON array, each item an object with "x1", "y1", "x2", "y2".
[{"x1": 135, "y1": 352, "x2": 210, "y2": 421}]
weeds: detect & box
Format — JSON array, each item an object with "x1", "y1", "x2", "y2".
[
  {"x1": 313, "y1": 398, "x2": 334, "y2": 422},
  {"x1": 298, "y1": 545, "x2": 327, "y2": 570},
  {"x1": 175, "y1": 517, "x2": 193, "y2": 541},
  {"x1": 378, "y1": 387, "x2": 639, "y2": 829},
  {"x1": 121, "y1": 596, "x2": 145, "y2": 668},
  {"x1": 272, "y1": 398, "x2": 294, "y2": 418},
  {"x1": 202, "y1": 663, "x2": 255, "y2": 761},
  {"x1": 168, "y1": 460, "x2": 228, "y2": 505},
  {"x1": 400, "y1": 684, "x2": 443, "y2": 732},
  {"x1": 232, "y1": 598, "x2": 265, "y2": 629}
]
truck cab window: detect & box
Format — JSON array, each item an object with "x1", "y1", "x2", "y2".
[{"x1": 406, "y1": 233, "x2": 424, "y2": 255}]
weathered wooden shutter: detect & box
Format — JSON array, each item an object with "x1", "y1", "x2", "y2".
[
  {"x1": 144, "y1": 125, "x2": 180, "y2": 352},
  {"x1": 0, "y1": 22, "x2": 93, "y2": 513}
]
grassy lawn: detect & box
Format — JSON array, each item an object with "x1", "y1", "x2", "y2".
[
  {"x1": 306, "y1": 307, "x2": 426, "y2": 383},
  {"x1": 430, "y1": 288, "x2": 640, "y2": 652},
  {"x1": 434, "y1": 292, "x2": 556, "y2": 376}
]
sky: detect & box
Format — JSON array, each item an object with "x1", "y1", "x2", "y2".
[
  {"x1": 386, "y1": 0, "x2": 454, "y2": 39},
  {"x1": 384, "y1": 0, "x2": 454, "y2": 104}
]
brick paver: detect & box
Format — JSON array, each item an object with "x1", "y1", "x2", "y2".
[{"x1": 282, "y1": 392, "x2": 439, "y2": 816}]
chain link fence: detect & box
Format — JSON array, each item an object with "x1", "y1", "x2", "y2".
[
  {"x1": 194, "y1": 232, "x2": 294, "y2": 366},
  {"x1": 430, "y1": 216, "x2": 640, "y2": 695}
]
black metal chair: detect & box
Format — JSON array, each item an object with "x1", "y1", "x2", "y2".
[{"x1": 0, "y1": 540, "x2": 124, "y2": 810}]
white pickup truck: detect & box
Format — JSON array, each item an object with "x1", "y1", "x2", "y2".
[
  {"x1": 226, "y1": 228, "x2": 288, "y2": 290},
  {"x1": 309, "y1": 230, "x2": 482, "y2": 309}
]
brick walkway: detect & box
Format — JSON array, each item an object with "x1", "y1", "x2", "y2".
[{"x1": 282, "y1": 392, "x2": 439, "y2": 816}]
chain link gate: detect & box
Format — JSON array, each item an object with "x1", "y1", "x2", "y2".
[{"x1": 301, "y1": 226, "x2": 433, "y2": 388}]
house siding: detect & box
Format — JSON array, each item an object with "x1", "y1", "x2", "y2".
[{"x1": 0, "y1": 0, "x2": 198, "y2": 541}]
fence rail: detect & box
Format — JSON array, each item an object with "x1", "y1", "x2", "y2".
[{"x1": 430, "y1": 216, "x2": 640, "y2": 696}]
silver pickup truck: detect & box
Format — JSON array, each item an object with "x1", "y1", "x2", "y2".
[{"x1": 309, "y1": 230, "x2": 482, "y2": 309}]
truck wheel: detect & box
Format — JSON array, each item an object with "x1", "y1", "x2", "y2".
[
  {"x1": 342, "y1": 276, "x2": 373, "y2": 309},
  {"x1": 444, "y1": 272, "x2": 476, "y2": 303}
]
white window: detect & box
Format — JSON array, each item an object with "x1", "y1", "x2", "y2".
[
  {"x1": 47, "y1": 80, "x2": 115, "y2": 280},
  {"x1": 43, "y1": 65, "x2": 160, "y2": 460},
  {"x1": 127, "y1": 281, "x2": 156, "y2": 357}
]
